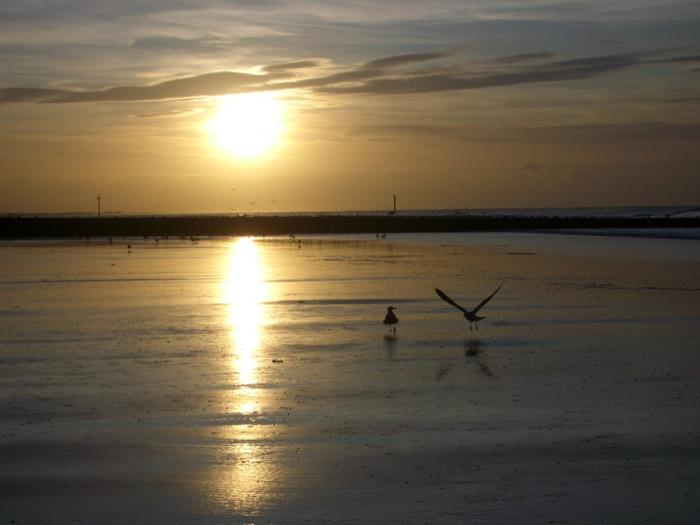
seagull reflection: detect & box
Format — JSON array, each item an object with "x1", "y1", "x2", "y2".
[
  {"x1": 465, "y1": 338, "x2": 485, "y2": 356},
  {"x1": 476, "y1": 361, "x2": 494, "y2": 378},
  {"x1": 383, "y1": 333, "x2": 397, "y2": 359},
  {"x1": 464, "y1": 338, "x2": 495, "y2": 378},
  {"x1": 432, "y1": 339, "x2": 495, "y2": 381},
  {"x1": 435, "y1": 364, "x2": 454, "y2": 381}
]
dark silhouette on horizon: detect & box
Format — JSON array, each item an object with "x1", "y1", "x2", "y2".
[
  {"x1": 1, "y1": 214, "x2": 698, "y2": 239},
  {"x1": 435, "y1": 283, "x2": 503, "y2": 330}
]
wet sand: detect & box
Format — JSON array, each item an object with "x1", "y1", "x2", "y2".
[{"x1": 1, "y1": 233, "x2": 699, "y2": 524}]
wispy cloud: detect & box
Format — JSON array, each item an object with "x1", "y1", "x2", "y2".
[
  {"x1": 645, "y1": 54, "x2": 700, "y2": 64},
  {"x1": 666, "y1": 96, "x2": 700, "y2": 103},
  {"x1": 2, "y1": 49, "x2": 698, "y2": 103},
  {"x1": 0, "y1": 72, "x2": 267, "y2": 103},
  {"x1": 348, "y1": 121, "x2": 700, "y2": 144},
  {"x1": 262, "y1": 59, "x2": 321, "y2": 73},
  {"x1": 318, "y1": 53, "x2": 644, "y2": 95},
  {"x1": 363, "y1": 51, "x2": 451, "y2": 69},
  {"x1": 129, "y1": 35, "x2": 229, "y2": 55},
  {"x1": 493, "y1": 52, "x2": 555, "y2": 64},
  {"x1": 0, "y1": 87, "x2": 68, "y2": 103}
]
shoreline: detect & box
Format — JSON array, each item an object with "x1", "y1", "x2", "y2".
[{"x1": 2, "y1": 214, "x2": 699, "y2": 239}]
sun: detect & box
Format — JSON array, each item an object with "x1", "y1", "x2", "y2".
[{"x1": 207, "y1": 92, "x2": 284, "y2": 158}]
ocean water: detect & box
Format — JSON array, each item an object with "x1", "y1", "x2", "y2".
[
  {"x1": 330, "y1": 204, "x2": 700, "y2": 219},
  {"x1": 1, "y1": 233, "x2": 699, "y2": 524}
]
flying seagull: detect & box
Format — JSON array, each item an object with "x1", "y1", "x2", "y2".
[
  {"x1": 435, "y1": 283, "x2": 503, "y2": 330},
  {"x1": 383, "y1": 306, "x2": 398, "y2": 335}
]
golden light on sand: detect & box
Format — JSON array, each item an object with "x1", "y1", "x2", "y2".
[
  {"x1": 214, "y1": 237, "x2": 280, "y2": 514},
  {"x1": 208, "y1": 92, "x2": 284, "y2": 158},
  {"x1": 223, "y1": 237, "x2": 268, "y2": 413}
]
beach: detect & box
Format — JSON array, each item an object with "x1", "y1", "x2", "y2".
[{"x1": 1, "y1": 232, "x2": 699, "y2": 524}]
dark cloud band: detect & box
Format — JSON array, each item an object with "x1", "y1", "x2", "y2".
[{"x1": 1, "y1": 49, "x2": 697, "y2": 103}]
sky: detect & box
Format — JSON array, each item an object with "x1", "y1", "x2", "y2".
[{"x1": 1, "y1": 0, "x2": 699, "y2": 213}]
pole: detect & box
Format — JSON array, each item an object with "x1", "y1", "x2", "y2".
[{"x1": 97, "y1": 194, "x2": 101, "y2": 218}]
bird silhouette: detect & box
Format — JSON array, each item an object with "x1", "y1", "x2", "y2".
[
  {"x1": 383, "y1": 306, "x2": 398, "y2": 336},
  {"x1": 435, "y1": 283, "x2": 503, "y2": 330}
]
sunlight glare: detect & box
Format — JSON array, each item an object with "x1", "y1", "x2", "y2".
[
  {"x1": 222, "y1": 237, "x2": 268, "y2": 413},
  {"x1": 212, "y1": 237, "x2": 280, "y2": 514},
  {"x1": 208, "y1": 92, "x2": 284, "y2": 158}
]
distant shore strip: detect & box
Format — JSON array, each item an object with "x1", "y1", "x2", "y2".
[{"x1": 1, "y1": 214, "x2": 699, "y2": 239}]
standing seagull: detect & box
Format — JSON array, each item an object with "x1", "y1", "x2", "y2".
[
  {"x1": 435, "y1": 283, "x2": 503, "y2": 331},
  {"x1": 383, "y1": 306, "x2": 399, "y2": 336}
]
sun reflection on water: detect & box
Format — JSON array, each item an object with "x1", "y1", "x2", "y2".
[
  {"x1": 214, "y1": 237, "x2": 275, "y2": 513},
  {"x1": 223, "y1": 237, "x2": 268, "y2": 414}
]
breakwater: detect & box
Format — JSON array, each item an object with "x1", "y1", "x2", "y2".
[{"x1": 2, "y1": 214, "x2": 699, "y2": 238}]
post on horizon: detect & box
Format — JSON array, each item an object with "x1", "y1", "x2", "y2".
[
  {"x1": 391, "y1": 194, "x2": 397, "y2": 215},
  {"x1": 97, "y1": 194, "x2": 101, "y2": 218}
]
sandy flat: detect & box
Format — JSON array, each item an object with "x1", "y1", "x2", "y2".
[{"x1": 1, "y1": 233, "x2": 699, "y2": 524}]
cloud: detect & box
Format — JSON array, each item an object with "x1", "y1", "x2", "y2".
[
  {"x1": 318, "y1": 51, "x2": 700, "y2": 96},
  {"x1": 493, "y1": 52, "x2": 555, "y2": 64},
  {"x1": 645, "y1": 54, "x2": 700, "y2": 64},
  {"x1": 0, "y1": 87, "x2": 67, "y2": 103},
  {"x1": 347, "y1": 122, "x2": 700, "y2": 144},
  {"x1": 280, "y1": 68, "x2": 386, "y2": 89},
  {"x1": 64, "y1": 71, "x2": 268, "y2": 101},
  {"x1": 1, "y1": 72, "x2": 267, "y2": 103},
  {"x1": 482, "y1": 0, "x2": 700, "y2": 24},
  {"x1": 665, "y1": 96, "x2": 700, "y2": 104},
  {"x1": 131, "y1": 108, "x2": 201, "y2": 119},
  {"x1": 320, "y1": 53, "x2": 643, "y2": 94},
  {"x1": 262, "y1": 60, "x2": 320, "y2": 73},
  {"x1": 572, "y1": 166, "x2": 600, "y2": 181},
  {"x1": 522, "y1": 162, "x2": 543, "y2": 171},
  {"x1": 538, "y1": 122, "x2": 700, "y2": 142},
  {"x1": 346, "y1": 123, "x2": 471, "y2": 140},
  {"x1": 363, "y1": 51, "x2": 450, "y2": 69},
  {"x1": 129, "y1": 35, "x2": 228, "y2": 54},
  {"x1": 2, "y1": 49, "x2": 699, "y2": 103}
]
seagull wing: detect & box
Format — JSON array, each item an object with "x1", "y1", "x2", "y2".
[
  {"x1": 435, "y1": 288, "x2": 468, "y2": 314},
  {"x1": 471, "y1": 282, "x2": 503, "y2": 314}
]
